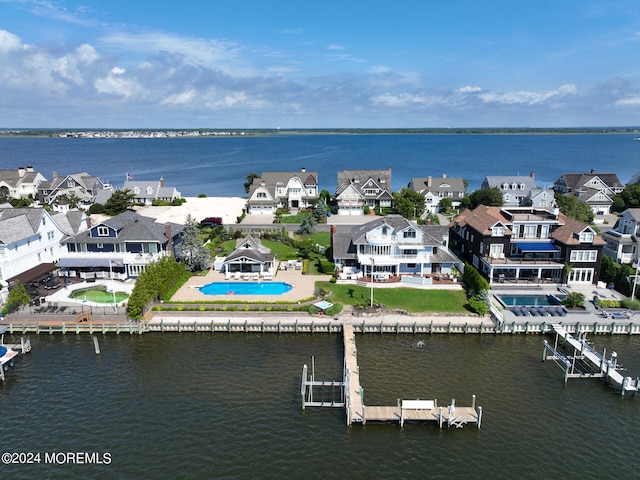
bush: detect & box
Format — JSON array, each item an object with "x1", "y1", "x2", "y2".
[
  {"x1": 308, "y1": 305, "x2": 319, "y2": 315},
  {"x1": 468, "y1": 295, "x2": 488, "y2": 315},
  {"x1": 622, "y1": 298, "x2": 640, "y2": 310},
  {"x1": 462, "y1": 263, "x2": 489, "y2": 294},
  {"x1": 563, "y1": 291, "x2": 585, "y2": 309},
  {"x1": 325, "y1": 303, "x2": 343, "y2": 316},
  {"x1": 320, "y1": 260, "x2": 336, "y2": 275},
  {"x1": 88, "y1": 203, "x2": 105, "y2": 215}
]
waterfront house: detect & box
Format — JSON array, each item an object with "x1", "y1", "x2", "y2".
[
  {"x1": 408, "y1": 174, "x2": 466, "y2": 213},
  {"x1": 58, "y1": 211, "x2": 183, "y2": 279},
  {"x1": 331, "y1": 215, "x2": 459, "y2": 282},
  {"x1": 247, "y1": 168, "x2": 319, "y2": 215},
  {"x1": 335, "y1": 168, "x2": 393, "y2": 215},
  {"x1": 0, "y1": 166, "x2": 47, "y2": 200},
  {"x1": 0, "y1": 207, "x2": 75, "y2": 305},
  {"x1": 553, "y1": 170, "x2": 624, "y2": 215},
  {"x1": 481, "y1": 173, "x2": 540, "y2": 207},
  {"x1": 450, "y1": 205, "x2": 605, "y2": 285},
  {"x1": 123, "y1": 177, "x2": 181, "y2": 206},
  {"x1": 222, "y1": 236, "x2": 275, "y2": 275},
  {"x1": 37, "y1": 171, "x2": 107, "y2": 211},
  {"x1": 602, "y1": 208, "x2": 640, "y2": 264}
]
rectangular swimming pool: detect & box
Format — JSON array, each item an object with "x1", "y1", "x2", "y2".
[
  {"x1": 495, "y1": 294, "x2": 566, "y2": 307},
  {"x1": 199, "y1": 282, "x2": 292, "y2": 295}
]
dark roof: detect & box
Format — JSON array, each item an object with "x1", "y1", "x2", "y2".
[{"x1": 7, "y1": 263, "x2": 56, "y2": 284}]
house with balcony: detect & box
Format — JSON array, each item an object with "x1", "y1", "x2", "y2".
[
  {"x1": 0, "y1": 207, "x2": 83, "y2": 305},
  {"x1": 331, "y1": 215, "x2": 459, "y2": 281},
  {"x1": 0, "y1": 166, "x2": 47, "y2": 200},
  {"x1": 247, "y1": 168, "x2": 318, "y2": 215},
  {"x1": 408, "y1": 174, "x2": 466, "y2": 213},
  {"x1": 58, "y1": 211, "x2": 183, "y2": 280},
  {"x1": 37, "y1": 171, "x2": 107, "y2": 211},
  {"x1": 335, "y1": 168, "x2": 392, "y2": 215},
  {"x1": 450, "y1": 205, "x2": 605, "y2": 285},
  {"x1": 602, "y1": 208, "x2": 640, "y2": 264},
  {"x1": 553, "y1": 170, "x2": 625, "y2": 215}
]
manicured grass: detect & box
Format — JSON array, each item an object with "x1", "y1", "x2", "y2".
[
  {"x1": 278, "y1": 212, "x2": 312, "y2": 224},
  {"x1": 315, "y1": 281, "x2": 469, "y2": 313},
  {"x1": 260, "y1": 239, "x2": 299, "y2": 260},
  {"x1": 70, "y1": 287, "x2": 129, "y2": 304}
]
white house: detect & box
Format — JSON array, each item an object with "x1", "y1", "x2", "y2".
[
  {"x1": 335, "y1": 168, "x2": 393, "y2": 215},
  {"x1": 331, "y1": 215, "x2": 458, "y2": 279},
  {"x1": 0, "y1": 166, "x2": 47, "y2": 200},
  {"x1": 247, "y1": 168, "x2": 318, "y2": 215},
  {"x1": 554, "y1": 170, "x2": 625, "y2": 215},
  {"x1": 409, "y1": 174, "x2": 466, "y2": 213},
  {"x1": 123, "y1": 177, "x2": 181, "y2": 206}
]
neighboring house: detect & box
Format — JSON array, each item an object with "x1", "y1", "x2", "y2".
[
  {"x1": 528, "y1": 187, "x2": 557, "y2": 208},
  {"x1": 247, "y1": 168, "x2": 318, "y2": 215},
  {"x1": 123, "y1": 177, "x2": 181, "y2": 206},
  {"x1": 553, "y1": 170, "x2": 625, "y2": 215},
  {"x1": 335, "y1": 168, "x2": 393, "y2": 215},
  {"x1": 37, "y1": 171, "x2": 106, "y2": 211},
  {"x1": 58, "y1": 211, "x2": 183, "y2": 279},
  {"x1": 408, "y1": 174, "x2": 466, "y2": 213},
  {"x1": 0, "y1": 166, "x2": 47, "y2": 200},
  {"x1": 331, "y1": 215, "x2": 459, "y2": 279},
  {"x1": 481, "y1": 173, "x2": 539, "y2": 207},
  {"x1": 0, "y1": 208, "x2": 70, "y2": 299},
  {"x1": 222, "y1": 236, "x2": 276, "y2": 275},
  {"x1": 602, "y1": 208, "x2": 640, "y2": 264},
  {"x1": 450, "y1": 205, "x2": 605, "y2": 285}
]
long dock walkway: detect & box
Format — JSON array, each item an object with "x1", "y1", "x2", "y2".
[
  {"x1": 544, "y1": 324, "x2": 639, "y2": 395},
  {"x1": 343, "y1": 324, "x2": 364, "y2": 424}
]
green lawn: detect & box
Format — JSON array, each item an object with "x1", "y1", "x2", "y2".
[
  {"x1": 278, "y1": 211, "x2": 312, "y2": 224},
  {"x1": 315, "y1": 281, "x2": 469, "y2": 313},
  {"x1": 261, "y1": 239, "x2": 299, "y2": 260}
]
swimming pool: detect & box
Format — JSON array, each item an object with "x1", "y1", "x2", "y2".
[
  {"x1": 199, "y1": 282, "x2": 292, "y2": 295},
  {"x1": 495, "y1": 293, "x2": 566, "y2": 307}
]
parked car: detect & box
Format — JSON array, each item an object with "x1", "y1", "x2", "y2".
[{"x1": 200, "y1": 217, "x2": 223, "y2": 226}]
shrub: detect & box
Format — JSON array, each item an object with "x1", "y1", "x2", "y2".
[
  {"x1": 325, "y1": 303, "x2": 343, "y2": 316},
  {"x1": 468, "y1": 295, "x2": 488, "y2": 315},
  {"x1": 622, "y1": 298, "x2": 640, "y2": 310},
  {"x1": 563, "y1": 291, "x2": 585, "y2": 309},
  {"x1": 308, "y1": 305, "x2": 319, "y2": 315}
]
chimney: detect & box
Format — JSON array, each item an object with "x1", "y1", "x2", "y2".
[
  {"x1": 159, "y1": 176, "x2": 165, "y2": 187},
  {"x1": 530, "y1": 172, "x2": 535, "y2": 180},
  {"x1": 85, "y1": 217, "x2": 92, "y2": 229},
  {"x1": 427, "y1": 176, "x2": 432, "y2": 188},
  {"x1": 442, "y1": 173, "x2": 447, "y2": 178},
  {"x1": 330, "y1": 224, "x2": 336, "y2": 254},
  {"x1": 53, "y1": 171, "x2": 58, "y2": 179},
  {"x1": 301, "y1": 167, "x2": 306, "y2": 173},
  {"x1": 18, "y1": 166, "x2": 25, "y2": 178},
  {"x1": 590, "y1": 168, "x2": 595, "y2": 174},
  {"x1": 26, "y1": 165, "x2": 34, "y2": 172},
  {"x1": 164, "y1": 223, "x2": 173, "y2": 254}
]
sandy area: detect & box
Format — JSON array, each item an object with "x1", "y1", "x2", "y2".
[
  {"x1": 135, "y1": 197, "x2": 247, "y2": 225},
  {"x1": 172, "y1": 268, "x2": 331, "y2": 303}
]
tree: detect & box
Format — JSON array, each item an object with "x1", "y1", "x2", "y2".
[
  {"x1": 439, "y1": 197, "x2": 453, "y2": 213},
  {"x1": 244, "y1": 172, "x2": 260, "y2": 193},
  {"x1": 554, "y1": 192, "x2": 594, "y2": 224},
  {"x1": 613, "y1": 180, "x2": 640, "y2": 211},
  {"x1": 296, "y1": 215, "x2": 316, "y2": 235},
  {"x1": 104, "y1": 189, "x2": 137, "y2": 216},
  {"x1": 1, "y1": 281, "x2": 31, "y2": 316},
  {"x1": 393, "y1": 187, "x2": 425, "y2": 219},
  {"x1": 467, "y1": 187, "x2": 504, "y2": 209},
  {"x1": 319, "y1": 189, "x2": 332, "y2": 203},
  {"x1": 177, "y1": 214, "x2": 211, "y2": 271},
  {"x1": 314, "y1": 199, "x2": 327, "y2": 221}
]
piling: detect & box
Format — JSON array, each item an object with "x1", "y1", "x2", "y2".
[{"x1": 93, "y1": 336, "x2": 101, "y2": 355}]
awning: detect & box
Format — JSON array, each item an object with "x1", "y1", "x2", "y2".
[
  {"x1": 515, "y1": 241, "x2": 558, "y2": 253},
  {"x1": 6, "y1": 263, "x2": 56, "y2": 284},
  {"x1": 56, "y1": 258, "x2": 124, "y2": 268}
]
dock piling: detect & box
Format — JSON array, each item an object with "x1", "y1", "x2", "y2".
[{"x1": 93, "y1": 336, "x2": 100, "y2": 354}]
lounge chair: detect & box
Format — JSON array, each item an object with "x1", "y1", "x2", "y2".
[
  {"x1": 527, "y1": 307, "x2": 539, "y2": 316},
  {"x1": 242, "y1": 273, "x2": 250, "y2": 281},
  {"x1": 224, "y1": 271, "x2": 231, "y2": 280},
  {"x1": 253, "y1": 272, "x2": 259, "y2": 280},
  {"x1": 556, "y1": 306, "x2": 567, "y2": 317},
  {"x1": 513, "y1": 306, "x2": 523, "y2": 316},
  {"x1": 263, "y1": 273, "x2": 273, "y2": 281},
  {"x1": 234, "y1": 272, "x2": 241, "y2": 280}
]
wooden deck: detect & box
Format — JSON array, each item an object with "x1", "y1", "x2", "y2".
[
  {"x1": 363, "y1": 404, "x2": 480, "y2": 427},
  {"x1": 343, "y1": 324, "x2": 364, "y2": 424}
]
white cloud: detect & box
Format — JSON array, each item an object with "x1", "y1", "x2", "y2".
[
  {"x1": 0, "y1": 29, "x2": 25, "y2": 53},
  {"x1": 94, "y1": 71, "x2": 142, "y2": 98},
  {"x1": 616, "y1": 96, "x2": 640, "y2": 106},
  {"x1": 457, "y1": 85, "x2": 482, "y2": 93},
  {"x1": 326, "y1": 43, "x2": 344, "y2": 51},
  {"x1": 162, "y1": 89, "x2": 197, "y2": 106},
  {"x1": 478, "y1": 84, "x2": 577, "y2": 105}
]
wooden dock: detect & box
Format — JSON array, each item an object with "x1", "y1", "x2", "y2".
[
  {"x1": 543, "y1": 324, "x2": 639, "y2": 395},
  {"x1": 0, "y1": 328, "x2": 31, "y2": 382},
  {"x1": 302, "y1": 323, "x2": 483, "y2": 428}
]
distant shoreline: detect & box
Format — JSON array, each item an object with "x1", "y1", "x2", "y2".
[{"x1": 1, "y1": 127, "x2": 640, "y2": 139}]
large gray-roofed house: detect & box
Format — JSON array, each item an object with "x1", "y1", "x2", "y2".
[
  {"x1": 481, "y1": 173, "x2": 538, "y2": 207},
  {"x1": 247, "y1": 168, "x2": 318, "y2": 215},
  {"x1": 553, "y1": 170, "x2": 625, "y2": 215},
  {"x1": 409, "y1": 174, "x2": 466, "y2": 213},
  {"x1": 123, "y1": 177, "x2": 181, "y2": 206},
  {"x1": 58, "y1": 210, "x2": 184, "y2": 279},
  {"x1": 222, "y1": 236, "x2": 276, "y2": 275},
  {"x1": 335, "y1": 168, "x2": 392, "y2": 215},
  {"x1": 37, "y1": 172, "x2": 106, "y2": 211},
  {"x1": 331, "y1": 214, "x2": 458, "y2": 280}
]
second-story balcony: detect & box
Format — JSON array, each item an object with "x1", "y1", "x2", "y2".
[{"x1": 358, "y1": 252, "x2": 430, "y2": 266}]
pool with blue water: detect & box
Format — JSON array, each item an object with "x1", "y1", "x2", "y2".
[{"x1": 198, "y1": 282, "x2": 292, "y2": 295}]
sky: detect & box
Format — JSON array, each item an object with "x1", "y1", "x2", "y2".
[{"x1": 1, "y1": 0, "x2": 640, "y2": 128}]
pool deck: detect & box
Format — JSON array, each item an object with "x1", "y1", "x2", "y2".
[{"x1": 172, "y1": 269, "x2": 330, "y2": 303}]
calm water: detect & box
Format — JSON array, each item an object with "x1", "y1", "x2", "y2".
[
  {"x1": 2, "y1": 333, "x2": 640, "y2": 479},
  {"x1": 0, "y1": 133, "x2": 638, "y2": 196}
]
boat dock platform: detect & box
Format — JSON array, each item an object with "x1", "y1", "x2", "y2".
[
  {"x1": 543, "y1": 323, "x2": 639, "y2": 395},
  {"x1": 301, "y1": 323, "x2": 483, "y2": 428},
  {"x1": 0, "y1": 326, "x2": 32, "y2": 382}
]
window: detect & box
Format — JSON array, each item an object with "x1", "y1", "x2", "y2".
[
  {"x1": 257, "y1": 192, "x2": 267, "y2": 198},
  {"x1": 524, "y1": 225, "x2": 537, "y2": 238},
  {"x1": 403, "y1": 229, "x2": 416, "y2": 238},
  {"x1": 37, "y1": 252, "x2": 41, "y2": 262},
  {"x1": 492, "y1": 226, "x2": 505, "y2": 237},
  {"x1": 512, "y1": 183, "x2": 517, "y2": 190},
  {"x1": 570, "y1": 250, "x2": 598, "y2": 262},
  {"x1": 97, "y1": 243, "x2": 104, "y2": 249},
  {"x1": 447, "y1": 192, "x2": 453, "y2": 198},
  {"x1": 47, "y1": 231, "x2": 55, "y2": 241},
  {"x1": 520, "y1": 183, "x2": 526, "y2": 190},
  {"x1": 147, "y1": 186, "x2": 153, "y2": 194},
  {"x1": 540, "y1": 225, "x2": 549, "y2": 238},
  {"x1": 502, "y1": 183, "x2": 509, "y2": 190},
  {"x1": 512, "y1": 225, "x2": 520, "y2": 237},
  {"x1": 97, "y1": 226, "x2": 109, "y2": 236},
  {"x1": 579, "y1": 231, "x2": 594, "y2": 243},
  {"x1": 490, "y1": 243, "x2": 504, "y2": 258}
]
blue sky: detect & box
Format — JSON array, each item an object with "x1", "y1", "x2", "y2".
[{"x1": 1, "y1": 0, "x2": 639, "y2": 128}]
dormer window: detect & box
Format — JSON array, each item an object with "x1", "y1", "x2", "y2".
[
  {"x1": 379, "y1": 175, "x2": 386, "y2": 183},
  {"x1": 520, "y1": 183, "x2": 526, "y2": 190},
  {"x1": 67, "y1": 179, "x2": 76, "y2": 187},
  {"x1": 97, "y1": 226, "x2": 109, "y2": 236},
  {"x1": 403, "y1": 229, "x2": 416, "y2": 238},
  {"x1": 492, "y1": 226, "x2": 505, "y2": 237},
  {"x1": 353, "y1": 175, "x2": 360, "y2": 183},
  {"x1": 579, "y1": 231, "x2": 594, "y2": 243},
  {"x1": 502, "y1": 183, "x2": 509, "y2": 190},
  {"x1": 133, "y1": 187, "x2": 140, "y2": 195},
  {"x1": 147, "y1": 186, "x2": 153, "y2": 194},
  {"x1": 512, "y1": 183, "x2": 518, "y2": 190}
]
